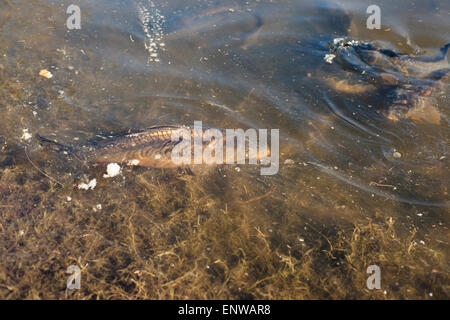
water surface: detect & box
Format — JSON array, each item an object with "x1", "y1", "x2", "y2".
[{"x1": 0, "y1": 0, "x2": 448, "y2": 299}]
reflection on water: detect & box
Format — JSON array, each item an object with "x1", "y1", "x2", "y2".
[{"x1": 0, "y1": 0, "x2": 448, "y2": 299}]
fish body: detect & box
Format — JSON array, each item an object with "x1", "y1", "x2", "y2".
[{"x1": 76, "y1": 125, "x2": 269, "y2": 168}]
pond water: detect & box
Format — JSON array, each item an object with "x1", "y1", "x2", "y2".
[{"x1": 0, "y1": 0, "x2": 448, "y2": 299}]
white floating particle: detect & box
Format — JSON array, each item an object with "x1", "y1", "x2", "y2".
[
  {"x1": 78, "y1": 178, "x2": 97, "y2": 190},
  {"x1": 393, "y1": 151, "x2": 402, "y2": 159},
  {"x1": 127, "y1": 159, "x2": 140, "y2": 166},
  {"x1": 103, "y1": 163, "x2": 122, "y2": 178},
  {"x1": 21, "y1": 129, "x2": 32, "y2": 141},
  {"x1": 284, "y1": 159, "x2": 295, "y2": 165},
  {"x1": 324, "y1": 53, "x2": 336, "y2": 64},
  {"x1": 333, "y1": 38, "x2": 345, "y2": 45},
  {"x1": 154, "y1": 154, "x2": 162, "y2": 160},
  {"x1": 39, "y1": 69, "x2": 53, "y2": 79}
]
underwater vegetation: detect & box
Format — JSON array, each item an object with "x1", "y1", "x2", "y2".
[{"x1": 0, "y1": 160, "x2": 448, "y2": 299}]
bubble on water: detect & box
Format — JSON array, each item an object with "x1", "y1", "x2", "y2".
[{"x1": 137, "y1": 0, "x2": 166, "y2": 64}]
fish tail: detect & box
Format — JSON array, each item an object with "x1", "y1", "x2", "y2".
[
  {"x1": 35, "y1": 134, "x2": 89, "y2": 167},
  {"x1": 35, "y1": 134, "x2": 73, "y2": 153}
]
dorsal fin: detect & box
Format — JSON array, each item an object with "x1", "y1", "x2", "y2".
[{"x1": 146, "y1": 125, "x2": 187, "y2": 131}]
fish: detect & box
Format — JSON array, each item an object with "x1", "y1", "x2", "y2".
[
  {"x1": 327, "y1": 39, "x2": 450, "y2": 124},
  {"x1": 37, "y1": 125, "x2": 270, "y2": 169}
]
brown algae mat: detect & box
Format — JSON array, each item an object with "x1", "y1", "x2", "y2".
[{"x1": 0, "y1": 160, "x2": 448, "y2": 300}]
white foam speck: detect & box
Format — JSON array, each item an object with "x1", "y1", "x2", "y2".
[
  {"x1": 128, "y1": 159, "x2": 140, "y2": 166},
  {"x1": 333, "y1": 37, "x2": 345, "y2": 45},
  {"x1": 103, "y1": 163, "x2": 122, "y2": 178},
  {"x1": 284, "y1": 159, "x2": 295, "y2": 165},
  {"x1": 324, "y1": 53, "x2": 336, "y2": 64},
  {"x1": 21, "y1": 129, "x2": 32, "y2": 141},
  {"x1": 78, "y1": 178, "x2": 97, "y2": 190}
]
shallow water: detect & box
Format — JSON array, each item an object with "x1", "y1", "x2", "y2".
[{"x1": 0, "y1": 0, "x2": 448, "y2": 299}]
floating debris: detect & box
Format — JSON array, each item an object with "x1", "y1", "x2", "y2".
[
  {"x1": 333, "y1": 37, "x2": 345, "y2": 45},
  {"x1": 324, "y1": 53, "x2": 336, "y2": 64},
  {"x1": 21, "y1": 129, "x2": 32, "y2": 141},
  {"x1": 393, "y1": 151, "x2": 402, "y2": 159},
  {"x1": 284, "y1": 159, "x2": 295, "y2": 165},
  {"x1": 331, "y1": 38, "x2": 360, "y2": 48},
  {"x1": 127, "y1": 159, "x2": 140, "y2": 166},
  {"x1": 78, "y1": 178, "x2": 97, "y2": 190},
  {"x1": 103, "y1": 163, "x2": 122, "y2": 178},
  {"x1": 39, "y1": 69, "x2": 53, "y2": 79}
]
